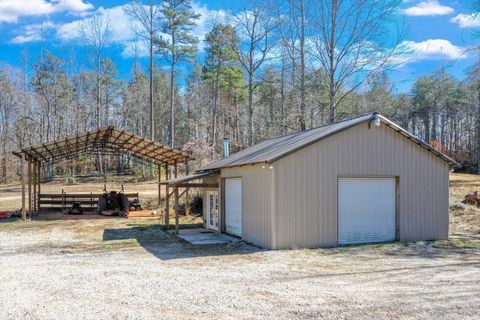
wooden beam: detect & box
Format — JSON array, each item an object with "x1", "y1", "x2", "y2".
[
  {"x1": 99, "y1": 126, "x2": 114, "y2": 146},
  {"x1": 29, "y1": 147, "x2": 48, "y2": 163},
  {"x1": 118, "y1": 139, "x2": 166, "y2": 164},
  {"x1": 21, "y1": 153, "x2": 26, "y2": 221},
  {"x1": 42, "y1": 143, "x2": 55, "y2": 159},
  {"x1": 84, "y1": 131, "x2": 90, "y2": 148},
  {"x1": 91, "y1": 127, "x2": 102, "y2": 147},
  {"x1": 109, "y1": 129, "x2": 125, "y2": 145},
  {"x1": 167, "y1": 183, "x2": 219, "y2": 189}
]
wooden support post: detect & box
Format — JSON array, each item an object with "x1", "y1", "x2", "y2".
[
  {"x1": 174, "y1": 161, "x2": 178, "y2": 235},
  {"x1": 157, "y1": 164, "x2": 161, "y2": 211},
  {"x1": 32, "y1": 161, "x2": 35, "y2": 213},
  {"x1": 1, "y1": 157, "x2": 6, "y2": 183},
  {"x1": 62, "y1": 189, "x2": 65, "y2": 213},
  {"x1": 37, "y1": 162, "x2": 41, "y2": 212},
  {"x1": 185, "y1": 161, "x2": 190, "y2": 216},
  {"x1": 28, "y1": 159, "x2": 32, "y2": 218},
  {"x1": 175, "y1": 185, "x2": 179, "y2": 235},
  {"x1": 33, "y1": 161, "x2": 38, "y2": 213},
  {"x1": 165, "y1": 163, "x2": 170, "y2": 229},
  {"x1": 33, "y1": 162, "x2": 40, "y2": 213},
  {"x1": 21, "y1": 153, "x2": 26, "y2": 221}
]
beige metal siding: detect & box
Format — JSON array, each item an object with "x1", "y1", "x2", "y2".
[
  {"x1": 273, "y1": 121, "x2": 449, "y2": 249},
  {"x1": 221, "y1": 164, "x2": 273, "y2": 248}
]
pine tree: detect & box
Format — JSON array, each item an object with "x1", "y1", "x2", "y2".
[
  {"x1": 156, "y1": 0, "x2": 200, "y2": 147},
  {"x1": 203, "y1": 24, "x2": 239, "y2": 147}
]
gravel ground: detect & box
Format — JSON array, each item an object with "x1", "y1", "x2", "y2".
[{"x1": 1, "y1": 219, "x2": 479, "y2": 320}]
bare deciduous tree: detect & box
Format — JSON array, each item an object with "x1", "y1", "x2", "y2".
[
  {"x1": 233, "y1": 0, "x2": 278, "y2": 145},
  {"x1": 311, "y1": 0, "x2": 404, "y2": 123},
  {"x1": 80, "y1": 13, "x2": 112, "y2": 129},
  {"x1": 124, "y1": 0, "x2": 162, "y2": 141},
  {"x1": 278, "y1": 0, "x2": 308, "y2": 130}
]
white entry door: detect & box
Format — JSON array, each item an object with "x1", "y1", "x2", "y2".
[
  {"x1": 338, "y1": 178, "x2": 396, "y2": 245},
  {"x1": 225, "y1": 178, "x2": 242, "y2": 237},
  {"x1": 206, "y1": 191, "x2": 219, "y2": 231}
]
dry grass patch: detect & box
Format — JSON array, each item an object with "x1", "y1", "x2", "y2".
[{"x1": 449, "y1": 173, "x2": 480, "y2": 235}]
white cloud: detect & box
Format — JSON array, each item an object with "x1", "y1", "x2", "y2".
[
  {"x1": 450, "y1": 13, "x2": 480, "y2": 28},
  {"x1": 10, "y1": 21, "x2": 55, "y2": 43},
  {"x1": 0, "y1": 0, "x2": 93, "y2": 23},
  {"x1": 398, "y1": 39, "x2": 467, "y2": 64},
  {"x1": 57, "y1": 3, "x2": 225, "y2": 57},
  {"x1": 403, "y1": 1, "x2": 454, "y2": 16},
  {"x1": 8, "y1": 2, "x2": 226, "y2": 59},
  {"x1": 190, "y1": 2, "x2": 227, "y2": 51},
  {"x1": 57, "y1": 6, "x2": 135, "y2": 43}
]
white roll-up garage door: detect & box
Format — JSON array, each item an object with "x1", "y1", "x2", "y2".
[
  {"x1": 225, "y1": 178, "x2": 242, "y2": 237},
  {"x1": 338, "y1": 178, "x2": 396, "y2": 245}
]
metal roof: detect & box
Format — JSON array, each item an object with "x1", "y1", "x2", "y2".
[
  {"x1": 161, "y1": 170, "x2": 219, "y2": 186},
  {"x1": 198, "y1": 113, "x2": 458, "y2": 171},
  {"x1": 13, "y1": 126, "x2": 195, "y2": 165}
]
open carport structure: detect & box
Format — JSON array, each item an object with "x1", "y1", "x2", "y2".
[{"x1": 12, "y1": 126, "x2": 194, "y2": 228}]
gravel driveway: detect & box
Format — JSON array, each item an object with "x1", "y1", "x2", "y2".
[{"x1": 1, "y1": 218, "x2": 479, "y2": 320}]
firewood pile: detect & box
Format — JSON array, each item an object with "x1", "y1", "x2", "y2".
[{"x1": 463, "y1": 191, "x2": 480, "y2": 206}]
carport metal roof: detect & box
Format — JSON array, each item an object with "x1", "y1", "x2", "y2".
[
  {"x1": 13, "y1": 126, "x2": 195, "y2": 166},
  {"x1": 13, "y1": 126, "x2": 195, "y2": 223}
]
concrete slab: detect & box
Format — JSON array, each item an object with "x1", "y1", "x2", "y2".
[{"x1": 178, "y1": 228, "x2": 241, "y2": 245}]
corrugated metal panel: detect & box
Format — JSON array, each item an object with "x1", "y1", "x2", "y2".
[
  {"x1": 198, "y1": 114, "x2": 457, "y2": 172},
  {"x1": 338, "y1": 178, "x2": 396, "y2": 245},
  {"x1": 220, "y1": 164, "x2": 273, "y2": 248},
  {"x1": 273, "y1": 121, "x2": 449, "y2": 249}
]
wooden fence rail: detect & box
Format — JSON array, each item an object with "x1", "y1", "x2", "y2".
[{"x1": 38, "y1": 192, "x2": 139, "y2": 211}]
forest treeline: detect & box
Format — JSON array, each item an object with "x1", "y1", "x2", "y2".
[{"x1": 0, "y1": 0, "x2": 479, "y2": 181}]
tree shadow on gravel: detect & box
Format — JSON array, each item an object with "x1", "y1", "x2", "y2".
[{"x1": 103, "y1": 225, "x2": 263, "y2": 260}]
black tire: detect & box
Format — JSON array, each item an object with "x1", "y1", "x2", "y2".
[
  {"x1": 97, "y1": 197, "x2": 107, "y2": 214},
  {"x1": 121, "y1": 195, "x2": 129, "y2": 212}
]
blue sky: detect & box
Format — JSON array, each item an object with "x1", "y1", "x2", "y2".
[{"x1": 0, "y1": 0, "x2": 478, "y2": 92}]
